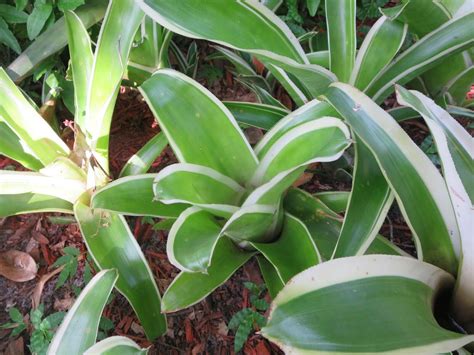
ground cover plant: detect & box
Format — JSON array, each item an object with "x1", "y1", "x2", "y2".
[{"x1": 0, "y1": 0, "x2": 473, "y2": 353}]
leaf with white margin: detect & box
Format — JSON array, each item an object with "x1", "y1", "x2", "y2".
[
  {"x1": 0, "y1": 193, "x2": 73, "y2": 217},
  {"x1": 0, "y1": 120, "x2": 42, "y2": 171},
  {"x1": 396, "y1": 86, "x2": 474, "y2": 334},
  {"x1": 84, "y1": 336, "x2": 147, "y2": 355},
  {"x1": 47, "y1": 269, "x2": 118, "y2": 355},
  {"x1": 65, "y1": 10, "x2": 93, "y2": 130},
  {"x1": 0, "y1": 68, "x2": 69, "y2": 166},
  {"x1": 350, "y1": 15, "x2": 407, "y2": 91},
  {"x1": 167, "y1": 207, "x2": 222, "y2": 273},
  {"x1": 140, "y1": 69, "x2": 258, "y2": 185},
  {"x1": 325, "y1": 0, "x2": 356, "y2": 82},
  {"x1": 0, "y1": 170, "x2": 86, "y2": 203},
  {"x1": 136, "y1": 0, "x2": 307, "y2": 64},
  {"x1": 221, "y1": 204, "x2": 283, "y2": 243},
  {"x1": 91, "y1": 174, "x2": 186, "y2": 218},
  {"x1": 262, "y1": 255, "x2": 474, "y2": 353},
  {"x1": 161, "y1": 237, "x2": 255, "y2": 312},
  {"x1": 74, "y1": 200, "x2": 166, "y2": 340},
  {"x1": 251, "y1": 213, "x2": 320, "y2": 284},
  {"x1": 323, "y1": 82, "x2": 460, "y2": 275},
  {"x1": 224, "y1": 101, "x2": 289, "y2": 130},
  {"x1": 153, "y1": 163, "x2": 245, "y2": 218},
  {"x1": 255, "y1": 99, "x2": 337, "y2": 158},
  {"x1": 251, "y1": 117, "x2": 351, "y2": 186}
]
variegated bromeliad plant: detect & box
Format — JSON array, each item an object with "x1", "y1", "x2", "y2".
[{"x1": 0, "y1": 0, "x2": 473, "y2": 353}]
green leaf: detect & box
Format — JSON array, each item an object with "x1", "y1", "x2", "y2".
[
  {"x1": 119, "y1": 132, "x2": 168, "y2": 177},
  {"x1": 332, "y1": 141, "x2": 394, "y2": 258},
  {"x1": 154, "y1": 163, "x2": 244, "y2": 217},
  {"x1": 74, "y1": 200, "x2": 166, "y2": 340},
  {"x1": 7, "y1": 0, "x2": 107, "y2": 82},
  {"x1": 306, "y1": 50, "x2": 330, "y2": 68},
  {"x1": 84, "y1": 0, "x2": 144, "y2": 172},
  {"x1": 167, "y1": 207, "x2": 222, "y2": 273},
  {"x1": 58, "y1": 0, "x2": 85, "y2": 12},
  {"x1": 64, "y1": 10, "x2": 93, "y2": 130},
  {"x1": 251, "y1": 117, "x2": 351, "y2": 186},
  {"x1": 261, "y1": 255, "x2": 474, "y2": 353},
  {"x1": 323, "y1": 83, "x2": 460, "y2": 274},
  {"x1": 366, "y1": 12, "x2": 474, "y2": 102},
  {"x1": 228, "y1": 308, "x2": 253, "y2": 331},
  {"x1": 140, "y1": 69, "x2": 258, "y2": 185},
  {"x1": 91, "y1": 174, "x2": 186, "y2": 218},
  {"x1": 0, "y1": 17, "x2": 21, "y2": 54},
  {"x1": 234, "y1": 319, "x2": 253, "y2": 352},
  {"x1": 395, "y1": 86, "x2": 474, "y2": 333},
  {"x1": 48, "y1": 269, "x2": 118, "y2": 355},
  {"x1": 0, "y1": 68, "x2": 70, "y2": 166},
  {"x1": 0, "y1": 5, "x2": 28, "y2": 23},
  {"x1": 325, "y1": 0, "x2": 356, "y2": 82},
  {"x1": 0, "y1": 192, "x2": 73, "y2": 217},
  {"x1": 224, "y1": 101, "x2": 288, "y2": 131},
  {"x1": 161, "y1": 238, "x2": 254, "y2": 312},
  {"x1": 0, "y1": 171, "x2": 85, "y2": 203},
  {"x1": 210, "y1": 45, "x2": 256, "y2": 76},
  {"x1": 255, "y1": 100, "x2": 337, "y2": 158},
  {"x1": 257, "y1": 256, "x2": 285, "y2": 299},
  {"x1": 0, "y1": 121, "x2": 43, "y2": 171},
  {"x1": 306, "y1": 0, "x2": 320, "y2": 16},
  {"x1": 252, "y1": 213, "x2": 320, "y2": 283},
  {"x1": 136, "y1": 0, "x2": 307, "y2": 64},
  {"x1": 27, "y1": 2, "x2": 53, "y2": 40},
  {"x1": 43, "y1": 312, "x2": 65, "y2": 329},
  {"x1": 84, "y1": 336, "x2": 147, "y2": 355},
  {"x1": 284, "y1": 188, "x2": 409, "y2": 260},
  {"x1": 9, "y1": 307, "x2": 24, "y2": 323},
  {"x1": 313, "y1": 191, "x2": 350, "y2": 213},
  {"x1": 351, "y1": 15, "x2": 407, "y2": 90}
]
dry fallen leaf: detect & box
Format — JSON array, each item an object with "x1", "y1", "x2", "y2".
[
  {"x1": 0, "y1": 250, "x2": 37, "y2": 282},
  {"x1": 5, "y1": 336, "x2": 24, "y2": 355},
  {"x1": 31, "y1": 265, "x2": 64, "y2": 309}
]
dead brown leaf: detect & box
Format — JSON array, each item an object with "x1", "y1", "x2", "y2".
[
  {"x1": 0, "y1": 250, "x2": 37, "y2": 282},
  {"x1": 31, "y1": 265, "x2": 64, "y2": 309},
  {"x1": 4, "y1": 336, "x2": 24, "y2": 355}
]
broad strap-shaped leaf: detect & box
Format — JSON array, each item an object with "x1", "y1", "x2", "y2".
[
  {"x1": 448, "y1": 105, "x2": 474, "y2": 118},
  {"x1": 396, "y1": 86, "x2": 474, "y2": 333},
  {"x1": 0, "y1": 170, "x2": 85, "y2": 203},
  {"x1": 85, "y1": 0, "x2": 144, "y2": 172},
  {"x1": 306, "y1": 50, "x2": 330, "y2": 68},
  {"x1": 284, "y1": 188, "x2": 410, "y2": 260},
  {"x1": 210, "y1": 45, "x2": 257, "y2": 76},
  {"x1": 6, "y1": 0, "x2": 107, "y2": 82},
  {"x1": 332, "y1": 141, "x2": 394, "y2": 258},
  {"x1": 351, "y1": 15, "x2": 407, "y2": 90},
  {"x1": 74, "y1": 200, "x2": 166, "y2": 340},
  {"x1": 154, "y1": 163, "x2": 244, "y2": 217},
  {"x1": 366, "y1": 12, "x2": 474, "y2": 102},
  {"x1": 251, "y1": 117, "x2": 351, "y2": 186},
  {"x1": 167, "y1": 207, "x2": 222, "y2": 273},
  {"x1": 444, "y1": 65, "x2": 474, "y2": 106},
  {"x1": 84, "y1": 336, "x2": 147, "y2": 355},
  {"x1": 255, "y1": 100, "x2": 337, "y2": 158},
  {"x1": 0, "y1": 120, "x2": 42, "y2": 171},
  {"x1": 262, "y1": 255, "x2": 474, "y2": 353},
  {"x1": 257, "y1": 256, "x2": 285, "y2": 299},
  {"x1": 323, "y1": 83, "x2": 460, "y2": 274},
  {"x1": 39, "y1": 157, "x2": 86, "y2": 182},
  {"x1": 0, "y1": 193, "x2": 73, "y2": 217},
  {"x1": 161, "y1": 237, "x2": 254, "y2": 312},
  {"x1": 140, "y1": 69, "x2": 258, "y2": 185},
  {"x1": 224, "y1": 101, "x2": 288, "y2": 130},
  {"x1": 136, "y1": 0, "x2": 307, "y2": 63},
  {"x1": 65, "y1": 10, "x2": 93, "y2": 130},
  {"x1": 221, "y1": 204, "x2": 282, "y2": 243},
  {"x1": 313, "y1": 191, "x2": 350, "y2": 214},
  {"x1": 325, "y1": 0, "x2": 356, "y2": 82},
  {"x1": 126, "y1": 17, "x2": 173, "y2": 85},
  {"x1": 252, "y1": 213, "x2": 320, "y2": 283},
  {"x1": 387, "y1": 106, "x2": 421, "y2": 122},
  {"x1": 0, "y1": 68, "x2": 69, "y2": 166},
  {"x1": 47, "y1": 269, "x2": 118, "y2": 355},
  {"x1": 119, "y1": 132, "x2": 168, "y2": 177},
  {"x1": 91, "y1": 174, "x2": 186, "y2": 218}
]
